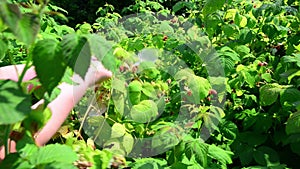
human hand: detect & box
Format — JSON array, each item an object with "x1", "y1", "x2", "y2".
[{"x1": 72, "y1": 56, "x2": 112, "y2": 88}]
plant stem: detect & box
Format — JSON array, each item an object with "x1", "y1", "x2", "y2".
[
  {"x1": 77, "y1": 95, "x2": 96, "y2": 138},
  {"x1": 3, "y1": 125, "x2": 11, "y2": 157}
]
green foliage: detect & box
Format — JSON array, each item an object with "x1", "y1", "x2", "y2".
[
  {"x1": 1, "y1": 0, "x2": 300, "y2": 168},
  {"x1": 0, "y1": 80, "x2": 31, "y2": 125},
  {"x1": 33, "y1": 39, "x2": 66, "y2": 94},
  {"x1": 0, "y1": 3, "x2": 40, "y2": 46},
  {"x1": 0, "y1": 143, "x2": 78, "y2": 168}
]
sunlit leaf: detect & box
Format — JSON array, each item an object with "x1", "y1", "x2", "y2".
[
  {"x1": 30, "y1": 144, "x2": 78, "y2": 165},
  {"x1": 208, "y1": 144, "x2": 233, "y2": 165}
]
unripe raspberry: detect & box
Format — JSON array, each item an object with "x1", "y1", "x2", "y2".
[{"x1": 209, "y1": 89, "x2": 218, "y2": 95}]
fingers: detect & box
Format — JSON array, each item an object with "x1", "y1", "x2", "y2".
[
  {"x1": 86, "y1": 57, "x2": 112, "y2": 87},
  {"x1": 0, "y1": 140, "x2": 17, "y2": 161}
]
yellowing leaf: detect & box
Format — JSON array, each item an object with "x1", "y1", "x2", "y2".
[
  {"x1": 111, "y1": 123, "x2": 126, "y2": 138},
  {"x1": 224, "y1": 9, "x2": 237, "y2": 20},
  {"x1": 239, "y1": 16, "x2": 247, "y2": 27},
  {"x1": 122, "y1": 133, "x2": 134, "y2": 154},
  {"x1": 294, "y1": 44, "x2": 300, "y2": 52}
]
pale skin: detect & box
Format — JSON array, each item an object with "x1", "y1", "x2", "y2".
[{"x1": 0, "y1": 58, "x2": 112, "y2": 160}]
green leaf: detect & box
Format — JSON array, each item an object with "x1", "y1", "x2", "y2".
[
  {"x1": 33, "y1": 39, "x2": 66, "y2": 94},
  {"x1": 238, "y1": 131, "x2": 267, "y2": 146},
  {"x1": 290, "y1": 142, "x2": 300, "y2": 156},
  {"x1": 222, "y1": 24, "x2": 239, "y2": 37},
  {"x1": 142, "y1": 82, "x2": 157, "y2": 99},
  {"x1": 234, "y1": 13, "x2": 247, "y2": 27},
  {"x1": 234, "y1": 45, "x2": 250, "y2": 57},
  {"x1": 112, "y1": 78, "x2": 126, "y2": 116},
  {"x1": 128, "y1": 80, "x2": 143, "y2": 105},
  {"x1": 239, "y1": 145, "x2": 254, "y2": 166},
  {"x1": 0, "y1": 153, "x2": 34, "y2": 169},
  {"x1": 282, "y1": 54, "x2": 300, "y2": 68},
  {"x1": 122, "y1": 133, "x2": 134, "y2": 154},
  {"x1": 224, "y1": 9, "x2": 237, "y2": 19},
  {"x1": 76, "y1": 23, "x2": 92, "y2": 34},
  {"x1": 261, "y1": 73, "x2": 272, "y2": 82},
  {"x1": 130, "y1": 100, "x2": 158, "y2": 123},
  {"x1": 253, "y1": 146, "x2": 279, "y2": 166},
  {"x1": 86, "y1": 116, "x2": 112, "y2": 146},
  {"x1": 252, "y1": 114, "x2": 273, "y2": 133},
  {"x1": 239, "y1": 28, "x2": 253, "y2": 44},
  {"x1": 219, "y1": 46, "x2": 241, "y2": 62},
  {"x1": 159, "y1": 21, "x2": 174, "y2": 34},
  {"x1": 175, "y1": 69, "x2": 211, "y2": 103},
  {"x1": 139, "y1": 61, "x2": 160, "y2": 79},
  {"x1": 288, "y1": 70, "x2": 300, "y2": 83},
  {"x1": 262, "y1": 24, "x2": 278, "y2": 39},
  {"x1": 129, "y1": 80, "x2": 143, "y2": 92},
  {"x1": 0, "y1": 4, "x2": 40, "y2": 45},
  {"x1": 18, "y1": 143, "x2": 38, "y2": 159},
  {"x1": 113, "y1": 47, "x2": 130, "y2": 59},
  {"x1": 259, "y1": 84, "x2": 281, "y2": 106},
  {"x1": 0, "y1": 39, "x2": 7, "y2": 60},
  {"x1": 30, "y1": 144, "x2": 78, "y2": 165},
  {"x1": 294, "y1": 44, "x2": 300, "y2": 52},
  {"x1": 85, "y1": 34, "x2": 116, "y2": 72},
  {"x1": 23, "y1": 107, "x2": 52, "y2": 131},
  {"x1": 187, "y1": 76, "x2": 211, "y2": 104},
  {"x1": 111, "y1": 123, "x2": 126, "y2": 138},
  {"x1": 170, "y1": 162, "x2": 189, "y2": 169},
  {"x1": 112, "y1": 78, "x2": 126, "y2": 93},
  {"x1": 185, "y1": 141, "x2": 208, "y2": 167},
  {"x1": 286, "y1": 111, "x2": 300, "y2": 135},
  {"x1": 172, "y1": 2, "x2": 193, "y2": 13},
  {"x1": 220, "y1": 121, "x2": 238, "y2": 140},
  {"x1": 130, "y1": 158, "x2": 167, "y2": 169},
  {"x1": 0, "y1": 80, "x2": 31, "y2": 125},
  {"x1": 203, "y1": 0, "x2": 225, "y2": 16},
  {"x1": 280, "y1": 88, "x2": 300, "y2": 107},
  {"x1": 101, "y1": 49, "x2": 117, "y2": 73},
  {"x1": 208, "y1": 144, "x2": 233, "y2": 165},
  {"x1": 241, "y1": 71, "x2": 255, "y2": 88},
  {"x1": 61, "y1": 34, "x2": 90, "y2": 80},
  {"x1": 44, "y1": 162, "x2": 78, "y2": 169}
]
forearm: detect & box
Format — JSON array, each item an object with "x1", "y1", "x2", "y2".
[
  {"x1": 34, "y1": 61, "x2": 112, "y2": 146},
  {"x1": 0, "y1": 64, "x2": 36, "y2": 82}
]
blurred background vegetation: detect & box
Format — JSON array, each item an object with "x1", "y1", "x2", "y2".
[{"x1": 50, "y1": 0, "x2": 182, "y2": 27}]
